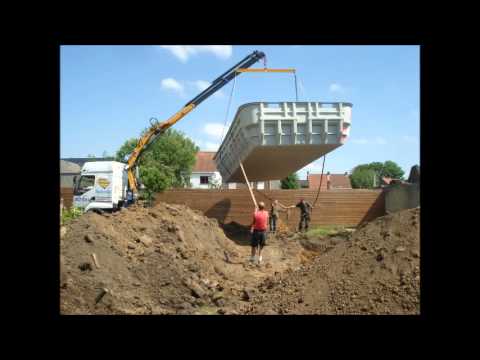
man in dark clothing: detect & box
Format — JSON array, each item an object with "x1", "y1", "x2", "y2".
[{"x1": 290, "y1": 199, "x2": 314, "y2": 232}]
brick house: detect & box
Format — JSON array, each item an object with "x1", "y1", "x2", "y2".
[{"x1": 307, "y1": 172, "x2": 352, "y2": 190}]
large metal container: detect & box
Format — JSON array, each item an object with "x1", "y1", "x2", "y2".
[{"x1": 214, "y1": 101, "x2": 352, "y2": 182}]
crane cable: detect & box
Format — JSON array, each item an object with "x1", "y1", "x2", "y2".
[
  {"x1": 293, "y1": 72, "x2": 324, "y2": 208},
  {"x1": 312, "y1": 155, "x2": 327, "y2": 207},
  {"x1": 220, "y1": 74, "x2": 237, "y2": 143}
]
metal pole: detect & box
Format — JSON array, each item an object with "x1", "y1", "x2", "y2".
[{"x1": 239, "y1": 162, "x2": 258, "y2": 210}]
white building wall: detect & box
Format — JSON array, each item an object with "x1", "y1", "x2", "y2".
[{"x1": 190, "y1": 171, "x2": 222, "y2": 189}]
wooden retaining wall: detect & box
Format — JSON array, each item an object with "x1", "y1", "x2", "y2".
[{"x1": 154, "y1": 189, "x2": 385, "y2": 228}]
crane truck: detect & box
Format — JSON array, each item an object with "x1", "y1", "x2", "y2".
[{"x1": 72, "y1": 50, "x2": 266, "y2": 212}]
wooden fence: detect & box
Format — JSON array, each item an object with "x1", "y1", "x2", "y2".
[
  {"x1": 60, "y1": 188, "x2": 74, "y2": 209},
  {"x1": 60, "y1": 187, "x2": 385, "y2": 228},
  {"x1": 154, "y1": 188, "x2": 385, "y2": 228}
]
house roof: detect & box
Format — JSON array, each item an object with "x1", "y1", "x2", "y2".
[
  {"x1": 60, "y1": 160, "x2": 81, "y2": 174},
  {"x1": 61, "y1": 157, "x2": 114, "y2": 168},
  {"x1": 192, "y1": 152, "x2": 218, "y2": 172},
  {"x1": 308, "y1": 173, "x2": 352, "y2": 189}
]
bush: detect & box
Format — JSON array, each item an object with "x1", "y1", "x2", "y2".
[
  {"x1": 61, "y1": 207, "x2": 83, "y2": 225},
  {"x1": 281, "y1": 173, "x2": 300, "y2": 189}
]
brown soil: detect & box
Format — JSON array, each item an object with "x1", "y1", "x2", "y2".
[
  {"x1": 60, "y1": 202, "x2": 306, "y2": 315},
  {"x1": 240, "y1": 207, "x2": 420, "y2": 315},
  {"x1": 60, "y1": 203, "x2": 420, "y2": 315}
]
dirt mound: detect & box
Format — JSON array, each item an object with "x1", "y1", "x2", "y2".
[
  {"x1": 60, "y1": 202, "x2": 307, "y2": 315},
  {"x1": 241, "y1": 207, "x2": 420, "y2": 315}
]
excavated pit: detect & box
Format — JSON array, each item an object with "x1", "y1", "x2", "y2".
[{"x1": 60, "y1": 202, "x2": 419, "y2": 315}]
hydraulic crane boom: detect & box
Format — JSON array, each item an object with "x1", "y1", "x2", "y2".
[{"x1": 126, "y1": 50, "x2": 266, "y2": 194}]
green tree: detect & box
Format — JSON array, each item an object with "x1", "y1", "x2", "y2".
[
  {"x1": 115, "y1": 129, "x2": 198, "y2": 194},
  {"x1": 281, "y1": 173, "x2": 300, "y2": 189},
  {"x1": 350, "y1": 160, "x2": 405, "y2": 188},
  {"x1": 116, "y1": 138, "x2": 138, "y2": 162},
  {"x1": 382, "y1": 160, "x2": 405, "y2": 179},
  {"x1": 350, "y1": 167, "x2": 377, "y2": 189}
]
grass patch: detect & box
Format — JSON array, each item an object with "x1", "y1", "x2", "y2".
[
  {"x1": 306, "y1": 225, "x2": 346, "y2": 238},
  {"x1": 61, "y1": 207, "x2": 83, "y2": 225}
]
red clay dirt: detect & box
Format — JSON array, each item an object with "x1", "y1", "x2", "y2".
[{"x1": 60, "y1": 203, "x2": 420, "y2": 315}]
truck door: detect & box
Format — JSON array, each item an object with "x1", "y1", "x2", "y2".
[{"x1": 73, "y1": 175, "x2": 96, "y2": 208}]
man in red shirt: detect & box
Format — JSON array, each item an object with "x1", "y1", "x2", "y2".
[{"x1": 250, "y1": 201, "x2": 269, "y2": 264}]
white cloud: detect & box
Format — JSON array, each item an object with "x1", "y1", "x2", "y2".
[
  {"x1": 191, "y1": 137, "x2": 220, "y2": 151},
  {"x1": 352, "y1": 138, "x2": 369, "y2": 145},
  {"x1": 375, "y1": 137, "x2": 387, "y2": 145},
  {"x1": 194, "y1": 80, "x2": 211, "y2": 91},
  {"x1": 161, "y1": 78, "x2": 184, "y2": 96},
  {"x1": 329, "y1": 83, "x2": 344, "y2": 93},
  {"x1": 203, "y1": 123, "x2": 225, "y2": 138},
  {"x1": 402, "y1": 135, "x2": 417, "y2": 143},
  {"x1": 159, "y1": 45, "x2": 233, "y2": 62}
]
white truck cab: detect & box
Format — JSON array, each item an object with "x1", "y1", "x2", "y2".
[{"x1": 73, "y1": 161, "x2": 131, "y2": 212}]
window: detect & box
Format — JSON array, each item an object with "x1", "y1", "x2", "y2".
[
  {"x1": 264, "y1": 121, "x2": 277, "y2": 145},
  {"x1": 297, "y1": 123, "x2": 306, "y2": 144},
  {"x1": 311, "y1": 120, "x2": 325, "y2": 144},
  {"x1": 281, "y1": 121, "x2": 293, "y2": 145},
  {"x1": 200, "y1": 176, "x2": 209, "y2": 185},
  {"x1": 74, "y1": 175, "x2": 95, "y2": 195},
  {"x1": 327, "y1": 121, "x2": 340, "y2": 143}
]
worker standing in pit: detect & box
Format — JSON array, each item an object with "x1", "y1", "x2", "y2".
[
  {"x1": 289, "y1": 199, "x2": 314, "y2": 232},
  {"x1": 270, "y1": 200, "x2": 288, "y2": 233},
  {"x1": 250, "y1": 201, "x2": 269, "y2": 264}
]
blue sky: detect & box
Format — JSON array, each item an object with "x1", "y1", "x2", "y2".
[{"x1": 61, "y1": 45, "x2": 419, "y2": 179}]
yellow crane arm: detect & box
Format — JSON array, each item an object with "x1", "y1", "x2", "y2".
[
  {"x1": 126, "y1": 104, "x2": 196, "y2": 193},
  {"x1": 124, "y1": 50, "x2": 267, "y2": 195}
]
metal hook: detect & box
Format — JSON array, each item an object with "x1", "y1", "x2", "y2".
[{"x1": 149, "y1": 117, "x2": 158, "y2": 127}]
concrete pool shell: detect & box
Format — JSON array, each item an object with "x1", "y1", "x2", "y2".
[{"x1": 214, "y1": 102, "x2": 352, "y2": 183}]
